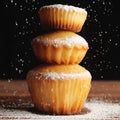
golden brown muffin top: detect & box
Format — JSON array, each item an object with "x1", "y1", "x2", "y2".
[
  {"x1": 39, "y1": 4, "x2": 87, "y2": 14},
  {"x1": 27, "y1": 64, "x2": 92, "y2": 80},
  {"x1": 32, "y1": 31, "x2": 88, "y2": 48}
]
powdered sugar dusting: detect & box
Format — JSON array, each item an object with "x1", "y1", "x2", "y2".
[
  {"x1": 0, "y1": 99, "x2": 120, "y2": 119},
  {"x1": 40, "y1": 4, "x2": 87, "y2": 14},
  {"x1": 29, "y1": 71, "x2": 91, "y2": 80},
  {"x1": 33, "y1": 35, "x2": 88, "y2": 48}
]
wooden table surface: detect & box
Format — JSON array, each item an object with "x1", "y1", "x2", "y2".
[{"x1": 0, "y1": 80, "x2": 120, "y2": 119}]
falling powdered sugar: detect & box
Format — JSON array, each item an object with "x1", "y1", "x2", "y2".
[{"x1": 0, "y1": 99, "x2": 120, "y2": 119}]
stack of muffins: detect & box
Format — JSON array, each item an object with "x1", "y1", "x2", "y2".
[{"x1": 26, "y1": 4, "x2": 92, "y2": 115}]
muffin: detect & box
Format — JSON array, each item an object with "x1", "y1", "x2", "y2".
[
  {"x1": 26, "y1": 64, "x2": 92, "y2": 115},
  {"x1": 32, "y1": 30, "x2": 89, "y2": 64},
  {"x1": 39, "y1": 4, "x2": 87, "y2": 32}
]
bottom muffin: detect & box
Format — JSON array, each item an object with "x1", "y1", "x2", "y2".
[{"x1": 26, "y1": 64, "x2": 92, "y2": 115}]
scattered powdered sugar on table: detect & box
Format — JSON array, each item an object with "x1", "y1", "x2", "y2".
[{"x1": 0, "y1": 99, "x2": 120, "y2": 120}]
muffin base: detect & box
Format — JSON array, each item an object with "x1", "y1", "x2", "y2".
[{"x1": 27, "y1": 76, "x2": 91, "y2": 115}]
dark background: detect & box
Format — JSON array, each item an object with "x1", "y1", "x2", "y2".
[{"x1": 0, "y1": 0, "x2": 120, "y2": 80}]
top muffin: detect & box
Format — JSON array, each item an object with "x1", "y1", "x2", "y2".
[{"x1": 39, "y1": 4, "x2": 87, "y2": 32}]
